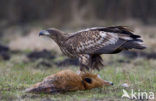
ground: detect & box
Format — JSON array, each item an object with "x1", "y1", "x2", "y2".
[
  {"x1": 0, "y1": 52, "x2": 155, "y2": 101},
  {"x1": 0, "y1": 25, "x2": 156, "y2": 101}
]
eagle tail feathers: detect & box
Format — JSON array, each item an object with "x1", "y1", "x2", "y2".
[{"x1": 123, "y1": 40, "x2": 146, "y2": 50}]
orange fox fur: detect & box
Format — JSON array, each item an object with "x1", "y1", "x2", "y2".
[{"x1": 25, "y1": 69, "x2": 113, "y2": 93}]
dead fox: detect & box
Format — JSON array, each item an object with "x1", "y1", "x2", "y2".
[{"x1": 25, "y1": 69, "x2": 113, "y2": 93}]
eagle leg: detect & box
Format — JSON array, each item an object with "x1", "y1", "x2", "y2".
[
  {"x1": 79, "y1": 54, "x2": 104, "y2": 71},
  {"x1": 80, "y1": 64, "x2": 89, "y2": 71},
  {"x1": 91, "y1": 55, "x2": 104, "y2": 71},
  {"x1": 79, "y1": 54, "x2": 91, "y2": 71}
]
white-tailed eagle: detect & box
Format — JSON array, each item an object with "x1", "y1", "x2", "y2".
[{"x1": 39, "y1": 26, "x2": 146, "y2": 71}]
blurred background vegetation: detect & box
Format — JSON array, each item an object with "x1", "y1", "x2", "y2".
[
  {"x1": 0, "y1": 0, "x2": 155, "y2": 51},
  {"x1": 0, "y1": 0, "x2": 156, "y2": 27},
  {"x1": 0, "y1": 0, "x2": 156, "y2": 49}
]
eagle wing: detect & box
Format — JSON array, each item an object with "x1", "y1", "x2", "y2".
[{"x1": 66, "y1": 26, "x2": 143, "y2": 54}]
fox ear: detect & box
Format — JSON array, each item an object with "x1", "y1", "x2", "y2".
[{"x1": 84, "y1": 78, "x2": 92, "y2": 84}]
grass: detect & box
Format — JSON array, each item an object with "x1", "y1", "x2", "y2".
[{"x1": 0, "y1": 54, "x2": 155, "y2": 101}]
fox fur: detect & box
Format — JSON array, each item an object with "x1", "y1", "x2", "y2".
[{"x1": 25, "y1": 69, "x2": 113, "y2": 93}]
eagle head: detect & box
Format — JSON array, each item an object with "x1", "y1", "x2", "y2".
[{"x1": 39, "y1": 28, "x2": 66, "y2": 42}]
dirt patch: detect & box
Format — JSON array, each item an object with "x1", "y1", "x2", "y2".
[
  {"x1": 35, "y1": 60, "x2": 53, "y2": 68},
  {"x1": 26, "y1": 49, "x2": 79, "y2": 68},
  {"x1": 55, "y1": 58, "x2": 79, "y2": 67},
  {"x1": 27, "y1": 50, "x2": 55, "y2": 60},
  {"x1": 0, "y1": 44, "x2": 10, "y2": 60},
  {"x1": 122, "y1": 51, "x2": 156, "y2": 59}
]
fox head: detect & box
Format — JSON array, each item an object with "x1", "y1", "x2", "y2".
[{"x1": 79, "y1": 72, "x2": 113, "y2": 89}]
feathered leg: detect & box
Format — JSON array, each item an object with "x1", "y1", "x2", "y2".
[
  {"x1": 91, "y1": 55, "x2": 104, "y2": 71},
  {"x1": 78, "y1": 54, "x2": 104, "y2": 71},
  {"x1": 79, "y1": 54, "x2": 91, "y2": 71}
]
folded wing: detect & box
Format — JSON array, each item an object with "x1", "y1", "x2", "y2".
[{"x1": 66, "y1": 26, "x2": 145, "y2": 54}]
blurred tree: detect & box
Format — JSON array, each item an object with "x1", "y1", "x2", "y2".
[{"x1": 0, "y1": 0, "x2": 155, "y2": 26}]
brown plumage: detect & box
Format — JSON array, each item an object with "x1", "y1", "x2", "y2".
[
  {"x1": 39, "y1": 26, "x2": 146, "y2": 71},
  {"x1": 25, "y1": 69, "x2": 113, "y2": 93}
]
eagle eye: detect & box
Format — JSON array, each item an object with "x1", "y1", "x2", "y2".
[{"x1": 84, "y1": 78, "x2": 92, "y2": 84}]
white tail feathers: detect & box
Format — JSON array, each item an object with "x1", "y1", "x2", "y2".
[
  {"x1": 134, "y1": 41, "x2": 146, "y2": 49},
  {"x1": 123, "y1": 40, "x2": 146, "y2": 50}
]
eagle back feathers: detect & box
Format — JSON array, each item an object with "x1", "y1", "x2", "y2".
[{"x1": 66, "y1": 26, "x2": 144, "y2": 55}]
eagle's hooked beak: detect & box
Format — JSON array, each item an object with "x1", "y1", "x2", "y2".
[{"x1": 39, "y1": 30, "x2": 50, "y2": 36}]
